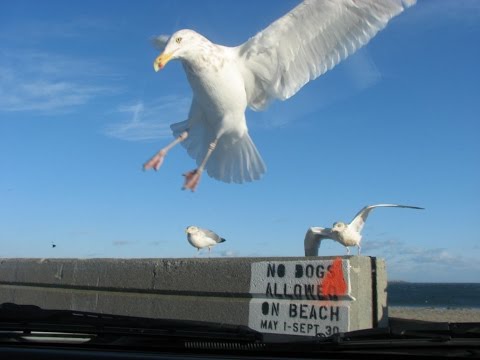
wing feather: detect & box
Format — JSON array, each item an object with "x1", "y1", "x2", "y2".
[
  {"x1": 200, "y1": 228, "x2": 225, "y2": 243},
  {"x1": 304, "y1": 226, "x2": 334, "y2": 256},
  {"x1": 237, "y1": 0, "x2": 415, "y2": 110},
  {"x1": 349, "y1": 204, "x2": 424, "y2": 233}
]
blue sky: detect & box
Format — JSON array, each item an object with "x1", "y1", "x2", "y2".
[{"x1": 1, "y1": 0, "x2": 479, "y2": 282}]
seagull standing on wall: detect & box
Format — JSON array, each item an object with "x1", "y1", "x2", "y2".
[
  {"x1": 185, "y1": 226, "x2": 226, "y2": 256},
  {"x1": 144, "y1": 0, "x2": 416, "y2": 191},
  {"x1": 304, "y1": 204, "x2": 424, "y2": 256}
]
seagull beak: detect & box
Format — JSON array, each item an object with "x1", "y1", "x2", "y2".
[{"x1": 153, "y1": 52, "x2": 174, "y2": 72}]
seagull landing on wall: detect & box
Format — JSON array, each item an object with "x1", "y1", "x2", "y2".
[{"x1": 304, "y1": 204, "x2": 424, "y2": 256}]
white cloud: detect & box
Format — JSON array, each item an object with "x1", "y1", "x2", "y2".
[
  {"x1": 112, "y1": 240, "x2": 133, "y2": 246},
  {"x1": 0, "y1": 17, "x2": 112, "y2": 42},
  {"x1": 104, "y1": 96, "x2": 190, "y2": 141},
  {"x1": 0, "y1": 50, "x2": 121, "y2": 114},
  {"x1": 362, "y1": 237, "x2": 480, "y2": 281},
  {"x1": 362, "y1": 239, "x2": 402, "y2": 252},
  {"x1": 219, "y1": 250, "x2": 239, "y2": 257},
  {"x1": 343, "y1": 48, "x2": 381, "y2": 91}
]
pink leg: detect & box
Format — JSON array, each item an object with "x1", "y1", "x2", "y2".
[
  {"x1": 183, "y1": 139, "x2": 218, "y2": 192},
  {"x1": 143, "y1": 131, "x2": 188, "y2": 171}
]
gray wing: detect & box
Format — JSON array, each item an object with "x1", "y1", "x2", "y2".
[
  {"x1": 200, "y1": 228, "x2": 225, "y2": 243},
  {"x1": 304, "y1": 227, "x2": 334, "y2": 256},
  {"x1": 349, "y1": 204, "x2": 424, "y2": 234},
  {"x1": 238, "y1": 0, "x2": 415, "y2": 111},
  {"x1": 151, "y1": 35, "x2": 170, "y2": 51}
]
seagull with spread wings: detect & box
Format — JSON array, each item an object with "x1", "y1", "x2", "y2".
[
  {"x1": 304, "y1": 204, "x2": 424, "y2": 256},
  {"x1": 144, "y1": 0, "x2": 416, "y2": 191}
]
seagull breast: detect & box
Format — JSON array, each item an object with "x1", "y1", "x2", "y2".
[
  {"x1": 181, "y1": 43, "x2": 249, "y2": 138},
  {"x1": 187, "y1": 232, "x2": 215, "y2": 249},
  {"x1": 337, "y1": 226, "x2": 362, "y2": 247}
]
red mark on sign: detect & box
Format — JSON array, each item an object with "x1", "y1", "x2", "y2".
[{"x1": 322, "y1": 257, "x2": 347, "y2": 298}]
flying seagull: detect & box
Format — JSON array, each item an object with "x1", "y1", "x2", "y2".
[
  {"x1": 185, "y1": 226, "x2": 226, "y2": 256},
  {"x1": 304, "y1": 204, "x2": 424, "y2": 256},
  {"x1": 144, "y1": 0, "x2": 416, "y2": 191}
]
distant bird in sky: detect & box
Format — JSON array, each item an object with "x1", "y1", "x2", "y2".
[
  {"x1": 304, "y1": 204, "x2": 424, "y2": 256},
  {"x1": 143, "y1": 0, "x2": 416, "y2": 191},
  {"x1": 185, "y1": 226, "x2": 226, "y2": 256},
  {"x1": 51, "y1": 242, "x2": 56, "y2": 248}
]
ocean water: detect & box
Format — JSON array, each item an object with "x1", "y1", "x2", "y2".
[{"x1": 387, "y1": 283, "x2": 480, "y2": 308}]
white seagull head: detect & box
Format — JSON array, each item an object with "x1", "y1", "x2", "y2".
[
  {"x1": 185, "y1": 225, "x2": 200, "y2": 235},
  {"x1": 331, "y1": 222, "x2": 347, "y2": 234},
  {"x1": 153, "y1": 29, "x2": 205, "y2": 71}
]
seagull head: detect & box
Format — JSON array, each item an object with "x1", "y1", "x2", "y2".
[
  {"x1": 331, "y1": 222, "x2": 347, "y2": 234},
  {"x1": 185, "y1": 225, "x2": 199, "y2": 235},
  {"x1": 153, "y1": 29, "x2": 203, "y2": 71}
]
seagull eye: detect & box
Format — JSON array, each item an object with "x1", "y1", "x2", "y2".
[{"x1": 176, "y1": 37, "x2": 182, "y2": 44}]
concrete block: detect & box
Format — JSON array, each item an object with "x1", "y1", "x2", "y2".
[{"x1": 0, "y1": 256, "x2": 387, "y2": 337}]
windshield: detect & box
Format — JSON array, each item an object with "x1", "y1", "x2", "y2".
[{"x1": 1, "y1": 0, "x2": 479, "y2": 347}]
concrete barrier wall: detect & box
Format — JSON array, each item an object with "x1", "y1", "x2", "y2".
[{"x1": 0, "y1": 256, "x2": 387, "y2": 337}]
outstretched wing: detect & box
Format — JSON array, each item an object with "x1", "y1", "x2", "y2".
[
  {"x1": 238, "y1": 0, "x2": 415, "y2": 111},
  {"x1": 349, "y1": 204, "x2": 424, "y2": 234},
  {"x1": 304, "y1": 226, "x2": 334, "y2": 256}
]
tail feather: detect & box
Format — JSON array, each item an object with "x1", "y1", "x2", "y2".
[
  {"x1": 170, "y1": 120, "x2": 266, "y2": 183},
  {"x1": 208, "y1": 132, "x2": 266, "y2": 183}
]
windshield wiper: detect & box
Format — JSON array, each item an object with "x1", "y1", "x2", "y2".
[
  {"x1": 0, "y1": 303, "x2": 261, "y2": 345},
  {"x1": 1, "y1": 303, "x2": 479, "y2": 357},
  {"x1": 270, "y1": 318, "x2": 480, "y2": 358}
]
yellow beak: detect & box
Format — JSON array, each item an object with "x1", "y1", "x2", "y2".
[{"x1": 153, "y1": 52, "x2": 174, "y2": 72}]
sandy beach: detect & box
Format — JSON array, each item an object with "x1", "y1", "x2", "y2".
[{"x1": 389, "y1": 306, "x2": 480, "y2": 322}]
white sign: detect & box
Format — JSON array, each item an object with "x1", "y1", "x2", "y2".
[{"x1": 248, "y1": 259, "x2": 352, "y2": 336}]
